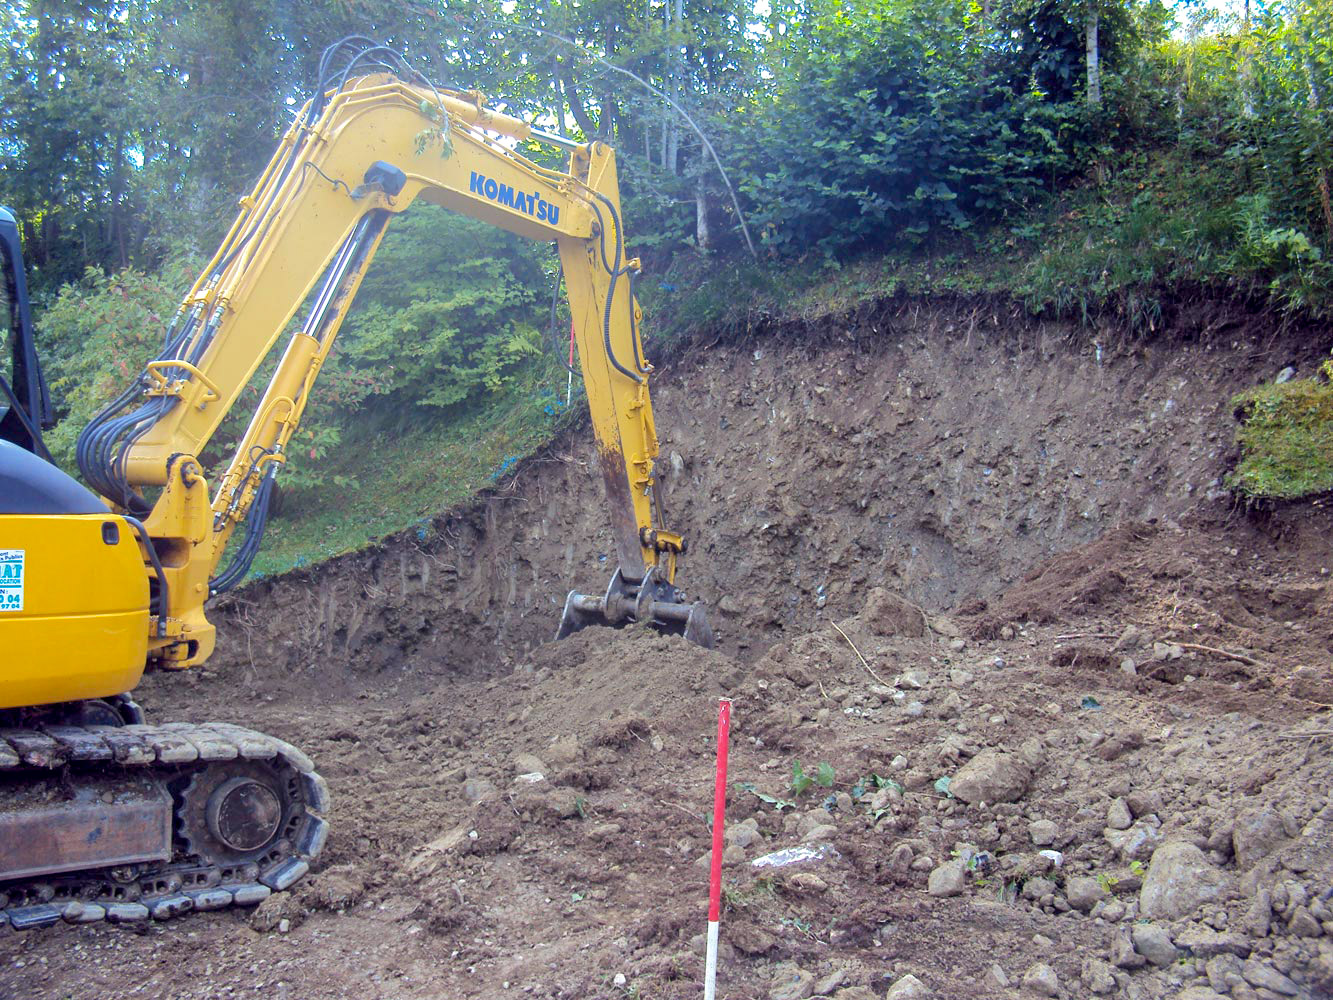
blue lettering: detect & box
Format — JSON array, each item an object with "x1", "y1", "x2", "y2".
[
  {"x1": 469, "y1": 171, "x2": 485, "y2": 194},
  {"x1": 497, "y1": 183, "x2": 515, "y2": 208},
  {"x1": 547, "y1": 203, "x2": 560, "y2": 226},
  {"x1": 536, "y1": 199, "x2": 548, "y2": 222},
  {"x1": 484, "y1": 178, "x2": 498, "y2": 200}
]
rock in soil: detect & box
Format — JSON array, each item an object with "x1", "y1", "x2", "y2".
[{"x1": 1139, "y1": 841, "x2": 1229, "y2": 920}]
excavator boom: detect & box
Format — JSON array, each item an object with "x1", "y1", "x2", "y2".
[
  {"x1": 78, "y1": 63, "x2": 710, "y2": 668},
  {"x1": 0, "y1": 39, "x2": 709, "y2": 931}
]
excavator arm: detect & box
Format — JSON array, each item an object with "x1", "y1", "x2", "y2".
[{"x1": 78, "y1": 57, "x2": 711, "y2": 668}]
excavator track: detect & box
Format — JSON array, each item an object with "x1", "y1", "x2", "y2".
[{"x1": 0, "y1": 722, "x2": 328, "y2": 930}]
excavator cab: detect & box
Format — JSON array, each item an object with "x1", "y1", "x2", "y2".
[{"x1": 0, "y1": 206, "x2": 53, "y2": 456}]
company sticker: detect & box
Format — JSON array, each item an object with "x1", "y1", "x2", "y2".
[{"x1": 0, "y1": 550, "x2": 24, "y2": 612}]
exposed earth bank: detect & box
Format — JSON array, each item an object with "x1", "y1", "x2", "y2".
[{"x1": 2, "y1": 296, "x2": 1331, "y2": 1000}]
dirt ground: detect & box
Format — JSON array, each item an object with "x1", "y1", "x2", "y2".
[{"x1": 2, "y1": 299, "x2": 1331, "y2": 1000}]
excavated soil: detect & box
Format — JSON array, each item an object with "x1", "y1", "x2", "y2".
[{"x1": 3, "y1": 297, "x2": 1332, "y2": 1000}]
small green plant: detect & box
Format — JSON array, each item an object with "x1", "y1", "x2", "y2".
[
  {"x1": 1128, "y1": 860, "x2": 1146, "y2": 877},
  {"x1": 1096, "y1": 871, "x2": 1119, "y2": 893},
  {"x1": 790, "y1": 760, "x2": 835, "y2": 796},
  {"x1": 738, "y1": 782, "x2": 797, "y2": 811}
]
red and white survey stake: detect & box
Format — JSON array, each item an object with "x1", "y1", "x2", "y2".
[{"x1": 704, "y1": 698, "x2": 732, "y2": 1000}]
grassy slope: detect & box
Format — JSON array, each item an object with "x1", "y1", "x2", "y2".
[
  {"x1": 243, "y1": 143, "x2": 1333, "y2": 582},
  {"x1": 244, "y1": 365, "x2": 576, "y2": 580}
]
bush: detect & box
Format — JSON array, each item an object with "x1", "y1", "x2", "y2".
[{"x1": 1228, "y1": 358, "x2": 1333, "y2": 501}]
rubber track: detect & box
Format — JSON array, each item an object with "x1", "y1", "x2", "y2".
[{"x1": 0, "y1": 722, "x2": 329, "y2": 930}]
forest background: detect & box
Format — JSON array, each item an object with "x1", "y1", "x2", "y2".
[{"x1": 2, "y1": 0, "x2": 1329, "y2": 575}]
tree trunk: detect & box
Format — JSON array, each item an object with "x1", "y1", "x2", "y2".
[
  {"x1": 666, "y1": 0, "x2": 683, "y2": 174},
  {"x1": 1240, "y1": 0, "x2": 1256, "y2": 119},
  {"x1": 560, "y1": 67, "x2": 599, "y2": 137},
  {"x1": 1085, "y1": 6, "x2": 1102, "y2": 109},
  {"x1": 696, "y1": 176, "x2": 710, "y2": 250}
]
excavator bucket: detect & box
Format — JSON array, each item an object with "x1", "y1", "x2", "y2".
[{"x1": 558, "y1": 567, "x2": 714, "y2": 648}]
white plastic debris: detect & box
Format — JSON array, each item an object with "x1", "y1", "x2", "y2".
[{"x1": 751, "y1": 844, "x2": 840, "y2": 870}]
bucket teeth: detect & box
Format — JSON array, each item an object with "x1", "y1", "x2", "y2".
[{"x1": 557, "y1": 568, "x2": 714, "y2": 648}]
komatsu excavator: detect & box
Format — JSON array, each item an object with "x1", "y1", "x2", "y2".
[{"x1": 0, "y1": 39, "x2": 710, "y2": 930}]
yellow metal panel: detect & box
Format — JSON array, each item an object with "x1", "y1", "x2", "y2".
[{"x1": 0, "y1": 514, "x2": 148, "y2": 709}]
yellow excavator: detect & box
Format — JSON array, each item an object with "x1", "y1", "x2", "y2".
[{"x1": 0, "y1": 39, "x2": 709, "y2": 930}]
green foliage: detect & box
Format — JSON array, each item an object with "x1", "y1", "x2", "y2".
[
  {"x1": 332, "y1": 205, "x2": 547, "y2": 412},
  {"x1": 1228, "y1": 360, "x2": 1333, "y2": 501},
  {"x1": 790, "y1": 759, "x2": 835, "y2": 796},
  {"x1": 34, "y1": 257, "x2": 202, "y2": 470}
]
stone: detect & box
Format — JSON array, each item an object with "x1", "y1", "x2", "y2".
[
  {"x1": 512, "y1": 752, "x2": 547, "y2": 775},
  {"x1": 832, "y1": 990, "x2": 876, "y2": 1000},
  {"x1": 1021, "y1": 962, "x2": 1060, "y2": 997},
  {"x1": 1131, "y1": 923, "x2": 1179, "y2": 968},
  {"x1": 1104, "y1": 820, "x2": 1163, "y2": 861},
  {"x1": 1205, "y1": 954, "x2": 1243, "y2": 992},
  {"x1": 1233, "y1": 807, "x2": 1288, "y2": 868},
  {"x1": 884, "y1": 973, "x2": 931, "y2": 999},
  {"x1": 1240, "y1": 889, "x2": 1272, "y2": 937},
  {"x1": 1139, "y1": 841, "x2": 1228, "y2": 920},
  {"x1": 1288, "y1": 905, "x2": 1322, "y2": 937},
  {"x1": 937, "y1": 691, "x2": 963, "y2": 718},
  {"x1": 1173, "y1": 925, "x2": 1252, "y2": 958},
  {"x1": 948, "y1": 751, "x2": 1031, "y2": 805},
  {"x1": 984, "y1": 964, "x2": 1009, "y2": 989},
  {"x1": 1125, "y1": 789, "x2": 1164, "y2": 817},
  {"x1": 802, "y1": 824, "x2": 838, "y2": 844},
  {"x1": 1111, "y1": 930, "x2": 1147, "y2": 969},
  {"x1": 769, "y1": 967, "x2": 815, "y2": 1000},
  {"x1": 1241, "y1": 959, "x2": 1299, "y2": 996},
  {"x1": 1028, "y1": 820, "x2": 1057, "y2": 846},
  {"x1": 249, "y1": 893, "x2": 306, "y2": 933},
  {"x1": 726, "y1": 823, "x2": 762, "y2": 850},
  {"x1": 927, "y1": 860, "x2": 967, "y2": 897},
  {"x1": 1174, "y1": 990, "x2": 1228, "y2": 1000},
  {"x1": 545, "y1": 736, "x2": 579, "y2": 764},
  {"x1": 1106, "y1": 797, "x2": 1133, "y2": 830},
  {"x1": 1022, "y1": 877, "x2": 1057, "y2": 901},
  {"x1": 929, "y1": 616, "x2": 961, "y2": 638},
  {"x1": 888, "y1": 843, "x2": 915, "y2": 872},
  {"x1": 1066, "y1": 875, "x2": 1110, "y2": 913},
  {"x1": 896, "y1": 669, "x2": 930, "y2": 690},
  {"x1": 784, "y1": 872, "x2": 828, "y2": 895},
  {"x1": 1081, "y1": 958, "x2": 1118, "y2": 995},
  {"x1": 813, "y1": 967, "x2": 850, "y2": 995},
  {"x1": 864, "y1": 589, "x2": 925, "y2": 637}
]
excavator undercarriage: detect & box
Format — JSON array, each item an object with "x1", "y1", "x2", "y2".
[{"x1": 0, "y1": 705, "x2": 326, "y2": 929}]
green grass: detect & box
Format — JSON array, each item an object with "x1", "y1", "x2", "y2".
[
  {"x1": 645, "y1": 141, "x2": 1331, "y2": 342},
  {"x1": 1228, "y1": 361, "x2": 1333, "y2": 501},
  {"x1": 240, "y1": 361, "x2": 578, "y2": 581}
]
